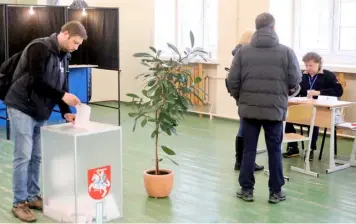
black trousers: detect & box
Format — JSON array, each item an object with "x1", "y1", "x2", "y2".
[
  {"x1": 239, "y1": 118, "x2": 285, "y2": 192},
  {"x1": 285, "y1": 123, "x2": 319, "y2": 150}
]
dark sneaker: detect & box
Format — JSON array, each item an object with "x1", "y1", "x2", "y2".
[
  {"x1": 283, "y1": 147, "x2": 300, "y2": 158},
  {"x1": 235, "y1": 162, "x2": 264, "y2": 172},
  {"x1": 12, "y1": 202, "x2": 37, "y2": 222},
  {"x1": 268, "y1": 191, "x2": 286, "y2": 204},
  {"x1": 28, "y1": 196, "x2": 43, "y2": 211},
  {"x1": 255, "y1": 163, "x2": 264, "y2": 171},
  {"x1": 236, "y1": 189, "x2": 254, "y2": 202}
]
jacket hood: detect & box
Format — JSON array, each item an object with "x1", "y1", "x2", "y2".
[
  {"x1": 250, "y1": 27, "x2": 279, "y2": 48},
  {"x1": 232, "y1": 44, "x2": 243, "y2": 56}
]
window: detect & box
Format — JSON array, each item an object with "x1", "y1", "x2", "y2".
[
  {"x1": 154, "y1": 0, "x2": 218, "y2": 60},
  {"x1": 337, "y1": 0, "x2": 356, "y2": 51},
  {"x1": 269, "y1": 0, "x2": 293, "y2": 47},
  {"x1": 271, "y1": 0, "x2": 356, "y2": 64},
  {"x1": 294, "y1": 0, "x2": 332, "y2": 52},
  {"x1": 294, "y1": 0, "x2": 356, "y2": 63}
]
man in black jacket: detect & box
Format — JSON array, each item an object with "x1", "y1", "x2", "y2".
[
  {"x1": 283, "y1": 52, "x2": 343, "y2": 160},
  {"x1": 4, "y1": 21, "x2": 87, "y2": 222},
  {"x1": 227, "y1": 13, "x2": 302, "y2": 204}
]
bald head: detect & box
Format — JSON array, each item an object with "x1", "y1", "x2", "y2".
[{"x1": 255, "y1": 12, "x2": 275, "y2": 30}]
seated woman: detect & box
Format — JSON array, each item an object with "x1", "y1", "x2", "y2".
[{"x1": 283, "y1": 52, "x2": 343, "y2": 160}]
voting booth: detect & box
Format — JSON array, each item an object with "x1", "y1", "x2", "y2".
[{"x1": 40, "y1": 114, "x2": 123, "y2": 223}]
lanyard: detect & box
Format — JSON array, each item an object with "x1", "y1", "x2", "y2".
[{"x1": 308, "y1": 75, "x2": 318, "y2": 90}]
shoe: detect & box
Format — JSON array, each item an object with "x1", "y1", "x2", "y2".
[
  {"x1": 12, "y1": 202, "x2": 37, "y2": 222},
  {"x1": 236, "y1": 189, "x2": 254, "y2": 202},
  {"x1": 254, "y1": 163, "x2": 264, "y2": 171},
  {"x1": 282, "y1": 146, "x2": 300, "y2": 158},
  {"x1": 268, "y1": 191, "x2": 286, "y2": 204},
  {"x1": 27, "y1": 196, "x2": 43, "y2": 211},
  {"x1": 235, "y1": 163, "x2": 264, "y2": 171}
]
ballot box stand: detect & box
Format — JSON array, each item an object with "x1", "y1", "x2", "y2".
[{"x1": 40, "y1": 121, "x2": 123, "y2": 223}]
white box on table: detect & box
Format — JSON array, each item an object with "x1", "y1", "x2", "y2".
[{"x1": 40, "y1": 121, "x2": 122, "y2": 223}]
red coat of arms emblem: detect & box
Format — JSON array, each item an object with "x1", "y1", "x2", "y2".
[{"x1": 88, "y1": 165, "x2": 111, "y2": 200}]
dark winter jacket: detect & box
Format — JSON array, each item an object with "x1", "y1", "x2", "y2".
[
  {"x1": 4, "y1": 33, "x2": 71, "y2": 121},
  {"x1": 226, "y1": 44, "x2": 243, "y2": 93},
  {"x1": 299, "y1": 69, "x2": 343, "y2": 98},
  {"x1": 227, "y1": 27, "x2": 302, "y2": 121}
]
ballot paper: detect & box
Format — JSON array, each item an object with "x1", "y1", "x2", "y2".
[{"x1": 74, "y1": 104, "x2": 91, "y2": 128}]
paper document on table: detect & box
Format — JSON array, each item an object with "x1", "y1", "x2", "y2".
[
  {"x1": 289, "y1": 97, "x2": 309, "y2": 101},
  {"x1": 337, "y1": 122, "x2": 356, "y2": 130},
  {"x1": 74, "y1": 104, "x2": 91, "y2": 128}
]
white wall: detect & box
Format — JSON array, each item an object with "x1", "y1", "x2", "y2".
[{"x1": 85, "y1": 0, "x2": 155, "y2": 102}]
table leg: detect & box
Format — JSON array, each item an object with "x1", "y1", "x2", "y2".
[
  {"x1": 326, "y1": 108, "x2": 350, "y2": 173},
  {"x1": 291, "y1": 106, "x2": 319, "y2": 177},
  {"x1": 335, "y1": 138, "x2": 356, "y2": 167}
]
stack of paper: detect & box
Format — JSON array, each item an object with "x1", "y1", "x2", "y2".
[{"x1": 336, "y1": 122, "x2": 356, "y2": 130}]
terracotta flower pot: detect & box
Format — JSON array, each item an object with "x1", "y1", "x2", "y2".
[{"x1": 143, "y1": 169, "x2": 174, "y2": 198}]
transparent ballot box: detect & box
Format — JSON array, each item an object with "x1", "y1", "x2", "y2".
[{"x1": 40, "y1": 121, "x2": 123, "y2": 223}]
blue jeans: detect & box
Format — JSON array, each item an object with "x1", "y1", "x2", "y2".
[
  {"x1": 239, "y1": 118, "x2": 284, "y2": 192},
  {"x1": 7, "y1": 107, "x2": 46, "y2": 206}
]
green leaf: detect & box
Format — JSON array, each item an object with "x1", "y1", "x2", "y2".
[
  {"x1": 149, "y1": 46, "x2": 157, "y2": 53},
  {"x1": 148, "y1": 118, "x2": 156, "y2": 122},
  {"x1": 147, "y1": 79, "x2": 156, "y2": 87},
  {"x1": 151, "y1": 130, "x2": 158, "y2": 138},
  {"x1": 159, "y1": 154, "x2": 178, "y2": 165},
  {"x1": 128, "y1": 112, "x2": 137, "y2": 117},
  {"x1": 141, "y1": 118, "x2": 148, "y2": 127},
  {"x1": 194, "y1": 76, "x2": 202, "y2": 84},
  {"x1": 167, "y1": 43, "x2": 181, "y2": 60},
  {"x1": 158, "y1": 158, "x2": 163, "y2": 162},
  {"x1": 147, "y1": 85, "x2": 159, "y2": 97},
  {"x1": 133, "y1": 52, "x2": 153, "y2": 57},
  {"x1": 161, "y1": 145, "x2": 176, "y2": 155},
  {"x1": 190, "y1": 31, "x2": 195, "y2": 48},
  {"x1": 157, "y1": 50, "x2": 162, "y2": 58},
  {"x1": 127, "y1": 93, "x2": 140, "y2": 98},
  {"x1": 133, "y1": 120, "x2": 137, "y2": 132}
]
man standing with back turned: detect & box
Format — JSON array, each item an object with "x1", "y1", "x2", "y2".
[
  {"x1": 227, "y1": 13, "x2": 301, "y2": 203},
  {"x1": 4, "y1": 21, "x2": 87, "y2": 222}
]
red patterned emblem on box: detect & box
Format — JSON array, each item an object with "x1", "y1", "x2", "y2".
[{"x1": 88, "y1": 165, "x2": 111, "y2": 200}]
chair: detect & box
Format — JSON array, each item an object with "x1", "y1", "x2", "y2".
[
  {"x1": 334, "y1": 122, "x2": 356, "y2": 167},
  {"x1": 299, "y1": 96, "x2": 340, "y2": 160},
  {"x1": 264, "y1": 103, "x2": 319, "y2": 178}
]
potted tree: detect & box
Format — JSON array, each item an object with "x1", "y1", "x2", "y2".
[{"x1": 127, "y1": 32, "x2": 208, "y2": 198}]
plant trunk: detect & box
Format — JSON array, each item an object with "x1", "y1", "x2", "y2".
[{"x1": 155, "y1": 110, "x2": 159, "y2": 175}]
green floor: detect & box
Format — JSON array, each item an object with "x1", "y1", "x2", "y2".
[{"x1": 0, "y1": 102, "x2": 356, "y2": 223}]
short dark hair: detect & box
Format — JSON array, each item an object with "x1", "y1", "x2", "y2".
[
  {"x1": 302, "y1": 52, "x2": 323, "y2": 69},
  {"x1": 61, "y1": 21, "x2": 88, "y2": 39},
  {"x1": 255, "y1": 12, "x2": 275, "y2": 30}
]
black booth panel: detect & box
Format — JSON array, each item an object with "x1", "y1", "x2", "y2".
[
  {"x1": 86, "y1": 8, "x2": 119, "y2": 70},
  {"x1": 0, "y1": 5, "x2": 5, "y2": 64},
  {"x1": 67, "y1": 9, "x2": 90, "y2": 65},
  {"x1": 7, "y1": 6, "x2": 65, "y2": 57},
  {"x1": 68, "y1": 8, "x2": 119, "y2": 70}
]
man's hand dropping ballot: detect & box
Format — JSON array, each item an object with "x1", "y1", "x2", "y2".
[{"x1": 73, "y1": 103, "x2": 91, "y2": 128}]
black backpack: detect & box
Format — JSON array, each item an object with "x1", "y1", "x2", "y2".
[
  {"x1": 0, "y1": 51, "x2": 24, "y2": 101},
  {"x1": 0, "y1": 38, "x2": 47, "y2": 101}
]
